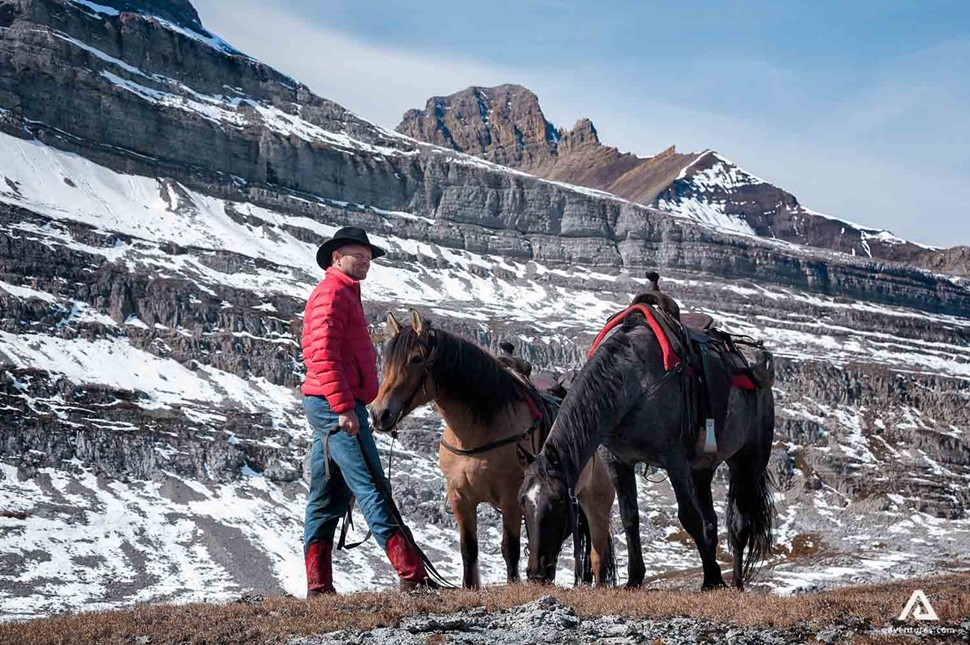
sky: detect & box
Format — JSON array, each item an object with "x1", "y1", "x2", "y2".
[{"x1": 193, "y1": 0, "x2": 970, "y2": 247}]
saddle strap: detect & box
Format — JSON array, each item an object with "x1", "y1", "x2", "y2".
[{"x1": 589, "y1": 303, "x2": 682, "y2": 370}]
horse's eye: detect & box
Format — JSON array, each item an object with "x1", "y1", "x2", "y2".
[{"x1": 409, "y1": 355, "x2": 424, "y2": 364}]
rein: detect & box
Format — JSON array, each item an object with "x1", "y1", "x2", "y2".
[
  {"x1": 354, "y1": 431, "x2": 456, "y2": 588},
  {"x1": 640, "y1": 360, "x2": 685, "y2": 400}
]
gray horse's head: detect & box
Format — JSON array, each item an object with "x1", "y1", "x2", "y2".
[{"x1": 518, "y1": 453, "x2": 575, "y2": 584}]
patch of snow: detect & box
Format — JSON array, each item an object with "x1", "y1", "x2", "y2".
[
  {"x1": 0, "y1": 281, "x2": 58, "y2": 304},
  {"x1": 68, "y1": 0, "x2": 120, "y2": 17},
  {"x1": 656, "y1": 195, "x2": 756, "y2": 236},
  {"x1": 0, "y1": 331, "x2": 301, "y2": 429}
]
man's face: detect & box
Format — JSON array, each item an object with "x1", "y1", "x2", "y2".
[{"x1": 332, "y1": 244, "x2": 373, "y2": 281}]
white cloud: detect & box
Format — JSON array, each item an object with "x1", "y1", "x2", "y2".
[{"x1": 193, "y1": 0, "x2": 523, "y2": 127}]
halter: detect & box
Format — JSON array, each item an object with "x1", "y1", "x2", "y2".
[{"x1": 384, "y1": 332, "x2": 436, "y2": 433}]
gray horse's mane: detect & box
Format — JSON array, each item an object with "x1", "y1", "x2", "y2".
[{"x1": 541, "y1": 317, "x2": 649, "y2": 483}]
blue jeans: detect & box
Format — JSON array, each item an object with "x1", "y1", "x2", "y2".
[{"x1": 303, "y1": 395, "x2": 398, "y2": 551}]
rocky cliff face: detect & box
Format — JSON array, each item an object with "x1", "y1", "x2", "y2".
[
  {"x1": 398, "y1": 85, "x2": 968, "y2": 275},
  {"x1": 0, "y1": 0, "x2": 968, "y2": 619}
]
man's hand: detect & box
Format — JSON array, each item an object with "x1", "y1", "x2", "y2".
[{"x1": 338, "y1": 412, "x2": 360, "y2": 436}]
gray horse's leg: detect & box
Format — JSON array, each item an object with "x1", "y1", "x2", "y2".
[
  {"x1": 601, "y1": 450, "x2": 645, "y2": 589},
  {"x1": 669, "y1": 460, "x2": 726, "y2": 590},
  {"x1": 691, "y1": 467, "x2": 720, "y2": 571}
]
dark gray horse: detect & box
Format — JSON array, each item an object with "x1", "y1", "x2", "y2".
[{"x1": 518, "y1": 309, "x2": 775, "y2": 590}]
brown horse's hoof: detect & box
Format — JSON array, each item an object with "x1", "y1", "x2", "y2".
[{"x1": 623, "y1": 580, "x2": 643, "y2": 590}]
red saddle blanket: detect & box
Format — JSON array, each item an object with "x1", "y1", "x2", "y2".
[
  {"x1": 588, "y1": 304, "x2": 682, "y2": 370},
  {"x1": 589, "y1": 304, "x2": 756, "y2": 390}
]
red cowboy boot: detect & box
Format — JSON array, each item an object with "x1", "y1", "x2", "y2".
[
  {"x1": 385, "y1": 530, "x2": 436, "y2": 591},
  {"x1": 305, "y1": 540, "x2": 336, "y2": 597}
]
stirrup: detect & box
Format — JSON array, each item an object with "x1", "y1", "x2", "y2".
[{"x1": 703, "y1": 419, "x2": 717, "y2": 455}]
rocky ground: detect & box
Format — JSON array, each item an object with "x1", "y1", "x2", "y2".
[
  {"x1": 3, "y1": 575, "x2": 969, "y2": 644},
  {"x1": 296, "y1": 596, "x2": 822, "y2": 645},
  {"x1": 294, "y1": 595, "x2": 967, "y2": 645}
]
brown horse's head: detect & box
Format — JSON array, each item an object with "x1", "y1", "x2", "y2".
[
  {"x1": 370, "y1": 309, "x2": 436, "y2": 433},
  {"x1": 519, "y1": 453, "x2": 574, "y2": 584}
]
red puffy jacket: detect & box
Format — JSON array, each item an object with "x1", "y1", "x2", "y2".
[{"x1": 301, "y1": 267, "x2": 379, "y2": 413}]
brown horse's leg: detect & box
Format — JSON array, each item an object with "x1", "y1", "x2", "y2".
[
  {"x1": 577, "y1": 495, "x2": 612, "y2": 586},
  {"x1": 450, "y1": 489, "x2": 481, "y2": 589},
  {"x1": 499, "y1": 498, "x2": 522, "y2": 583},
  {"x1": 669, "y1": 461, "x2": 726, "y2": 590},
  {"x1": 578, "y1": 458, "x2": 617, "y2": 586},
  {"x1": 601, "y1": 452, "x2": 645, "y2": 588}
]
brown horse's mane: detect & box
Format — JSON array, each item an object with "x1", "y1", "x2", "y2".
[{"x1": 385, "y1": 326, "x2": 523, "y2": 426}]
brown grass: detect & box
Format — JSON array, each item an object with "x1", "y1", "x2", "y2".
[{"x1": 2, "y1": 573, "x2": 968, "y2": 645}]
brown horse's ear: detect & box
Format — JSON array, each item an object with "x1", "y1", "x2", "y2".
[
  {"x1": 409, "y1": 308, "x2": 425, "y2": 335},
  {"x1": 516, "y1": 444, "x2": 536, "y2": 468},
  {"x1": 387, "y1": 311, "x2": 402, "y2": 336}
]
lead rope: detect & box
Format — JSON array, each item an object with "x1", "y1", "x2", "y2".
[
  {"x1": 355, "y1": 432, "x2": 456, "y2": 588},
  {"x1": 336, "y1": 429, "x2": 398, "y2": 551}
]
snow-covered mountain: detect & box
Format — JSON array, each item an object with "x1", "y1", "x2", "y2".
[
  {"x1": 398, "y1": 84, "x2": 968, "y2": 274},
  {"x1": 1, "y1": 0, "x2": 969, "y2": 620}
]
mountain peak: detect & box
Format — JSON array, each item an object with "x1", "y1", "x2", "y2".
[
  {"x1": 399, "y1": 85, "x2": 958, "y2": 268},
  {"x1": 564, "y1": 118, "x2": 599, "y2": 145},
  {"x1": 397, "y1": 84, "x2": 558, "y2": 167},
  {"x1": 66, "y1": 0, "x2": 203, "y2": 30}
]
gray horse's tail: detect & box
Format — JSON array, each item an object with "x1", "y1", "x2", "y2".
[{"x1": 728, "y1": 460, "x2": 775, "y2": 583}]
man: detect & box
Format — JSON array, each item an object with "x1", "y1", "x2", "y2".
[{"x1": 301, "y1": 226, "x2": 431, "y2": 595}]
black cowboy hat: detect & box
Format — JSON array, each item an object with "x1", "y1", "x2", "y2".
[{"x1": 316, "y1": 226, "x2": 386, "y2": 268}]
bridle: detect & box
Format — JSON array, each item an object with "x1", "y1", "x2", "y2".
[{"x1": 383, "y1": 332, "x2": 436, "y2": 434}]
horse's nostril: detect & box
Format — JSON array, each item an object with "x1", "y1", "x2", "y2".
[{"x1": 379, "y1": 408, "x2": 393, "y2": 427}]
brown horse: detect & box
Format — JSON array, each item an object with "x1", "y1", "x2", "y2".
[{"x1": 370, "y1": 309, "x2": 616, "y2": 588}]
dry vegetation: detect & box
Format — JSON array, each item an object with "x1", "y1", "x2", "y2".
[{"x1": 2, "y1": 573, "x2": 968, "y2": 644}]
